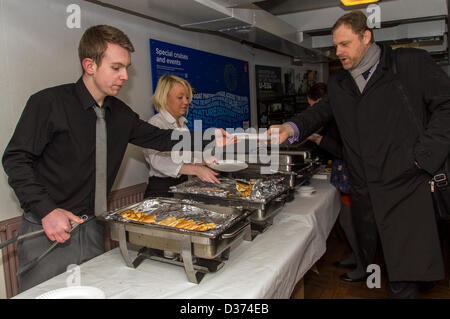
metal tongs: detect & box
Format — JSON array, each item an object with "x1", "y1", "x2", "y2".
[
  {"x1": 15, "y1": 215, "x2": 91, "y2": 276},
  {"x1": 0, "y1": 229, "x2": 45, "y2": 250}
]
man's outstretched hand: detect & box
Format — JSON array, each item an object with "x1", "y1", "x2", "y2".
[
  {"x1": 265, "y1": 123, "x2": 294, "y2": 145},
  {"x1": 214, "y1": 128, "x2": 237, "y2": 147}
]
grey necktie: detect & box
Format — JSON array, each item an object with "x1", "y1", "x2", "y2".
[{"x1": 93, "y1": 105, "x2": 107, "y2": 216}]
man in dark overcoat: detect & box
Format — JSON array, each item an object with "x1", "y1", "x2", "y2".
[{"x1": 268, "y1": 11, "x2": 450, "y2": 298}]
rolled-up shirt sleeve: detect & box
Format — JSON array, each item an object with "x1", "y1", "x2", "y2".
[
  {"x1": 143, "y1": 149, "x2": 183, "y2": 178},
  {"x1": 143, "y1": 114, "x2": 193, "y2": 178}
]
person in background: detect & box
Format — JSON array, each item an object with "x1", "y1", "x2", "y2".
[
  {"x1": 143, "y1": 74, "x2": 220, "y2": 198},
  {"x1": 267, "y1": 11, "x2": 450, "y2": 298},
  {"x1": 2, "y1": 25, "x2": 231, "y2": 292},
  {"x1": 302, "y1": 83, "x2": 333, "y2": 163},
  {"x1": 306, "y1": 82, "x2": 327, "y2": 109},
  {"x1": 306, "y1": 83, "x2": 369, "y2": 282}
]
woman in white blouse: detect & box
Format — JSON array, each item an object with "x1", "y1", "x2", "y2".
[{"x1": 143, "y1": 74, "x2": 220, "y2": 198}]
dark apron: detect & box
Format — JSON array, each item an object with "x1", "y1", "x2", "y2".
[{"x1": 144, "y1": 175, "x2": 188, "y2": 198}]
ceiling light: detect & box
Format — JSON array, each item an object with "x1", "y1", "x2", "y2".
[{"x1": 341, "y1": 0, "x2": 380, "y2": 5}]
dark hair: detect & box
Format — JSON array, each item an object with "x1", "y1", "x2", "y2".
[
  {"x1": 78, "y1": 25, "x2": 135, "y2": 67},
  {"x1": 332, "y1": 10, "x2": 374, "y2": 43},
  {"x1": 307, "y1": 83, "x2": 327, "y2": 101}
]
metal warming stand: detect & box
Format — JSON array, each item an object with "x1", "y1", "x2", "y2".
[{"x1": 99, "y1": 198, "x2": 253, "y2": 284}]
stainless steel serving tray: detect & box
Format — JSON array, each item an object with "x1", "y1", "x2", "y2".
[
  {"x1": 99, "y1": 197, "x2": 252, "y2": 238},
  {"x1": 99, "y1": 198, "x2": 254, "y2": 283},
  {"x1": 170, "y1": 177, "x2": 289, "y2": 205},
  {"x1": 170, "y1": 177, "x2": 291, "y2": 225}
]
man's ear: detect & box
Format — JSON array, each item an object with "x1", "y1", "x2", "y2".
[
  {"x1": 82, "y1": 58, "x2": 97, "y2": 75},
  {"x1": 363, "y1": 30, "x2": 372, "y2": 45}
]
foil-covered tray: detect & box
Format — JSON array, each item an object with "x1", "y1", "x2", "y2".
[
  {"x1": 170, "y1": 176, "x2": 289, "y2": 204},
  {"x1": 101, "y1": 198, "x2": 250, "y2": 237}
]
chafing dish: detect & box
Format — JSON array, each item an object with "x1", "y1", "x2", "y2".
[
  {"x1": 170, "y1": 176, "x2": 290, "y2": 232},
  {"x1": 221, "y1": 149, "x2": 321, "y2": 189},
  {"x1": 231, "y1": 154, "x2": 311, "y2": 189},
  {"x1": 99, "y1": 198, "x2": 253, "y2": 284}
]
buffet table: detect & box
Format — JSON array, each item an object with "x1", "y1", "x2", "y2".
[{"x1": 14, "y1": 178, "x2": 340, "y2": 299}]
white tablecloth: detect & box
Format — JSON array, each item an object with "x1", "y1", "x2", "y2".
[{"x1": 14, "y1": 178, "x2": 340, "y2": 299}]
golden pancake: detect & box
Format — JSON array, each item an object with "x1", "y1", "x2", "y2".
[
  {"x1": 175, "y1": 219, "x2": 195, "y2": 229},
  {"x1": 157, "y1": 216, "x2": 177, "y2": 226},
  {"x1": 140, "y1": 214, "x2": 156, "y2": 223}
]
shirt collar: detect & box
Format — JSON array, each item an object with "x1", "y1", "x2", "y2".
[
  {"x1": 160, "y1": 110, "x2": 188, "y2": 127},
  {"x1": 75, "y1": 77, "x2": 112, "y2": 111}
]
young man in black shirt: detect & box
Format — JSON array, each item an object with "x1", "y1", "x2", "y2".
[{"x1": 2, "y1": 25, "x2": 230, "y2": 292}]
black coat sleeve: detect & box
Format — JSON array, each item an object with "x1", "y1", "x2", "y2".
[
  {"x1": 289, "y1": 94, "x2": 334, "y2": 142},
  {"x1": 318, "y1": 120, "x2": 343, "y2": 159},
  {"x1": 410, "y1": 50, "x2": 450, "y2": 174},
  {"x1": 319, "y1": 136, "x2": 343, "y2": 159}
]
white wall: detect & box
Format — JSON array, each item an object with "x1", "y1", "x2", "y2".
[{"x1": 0, "y1": 0, "x2": 325, "y2": 298}]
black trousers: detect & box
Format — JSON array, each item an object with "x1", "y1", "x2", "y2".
[
  {"x1": 144, "y1": 175, "x2": 188, "y2": 198},
  {"x1": 17, "y1": 213, "x2": 105, "y2": 293},
  {"x1": 338, "y1": 202, "x2": 364, "y2": 267}
]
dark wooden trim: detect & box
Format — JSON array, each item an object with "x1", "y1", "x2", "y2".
[
  {"x1": 107, "y1": 182, "x2": 147, "y2": 211},
  {"x1": 1, "y1": 182, "x2": 147, "y2": 298},
  {"x1": 0, "y1": 216, "x2": 22, "y2": 299}
]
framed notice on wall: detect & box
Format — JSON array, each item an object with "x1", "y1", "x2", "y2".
[
  {"x1": 255, "y1": 65, "x2": 282, "y2": 98},
  {"x1": 150, "y1": 39, "x2": 250, "y2": 131},
  {"x1": 255, "y1": 65, "x2": 283, "y2": 128}
]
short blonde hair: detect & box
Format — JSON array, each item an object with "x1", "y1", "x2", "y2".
[{"x1": 152, "y1": 74, "x2": 193, "y2": 112}]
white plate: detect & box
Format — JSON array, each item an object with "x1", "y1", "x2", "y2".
[
  {"x1": 298, "y1": 186, "x2": 316, "y2": 197},
  {"x1": 299, "y1": 186, "x2": 315, "y2": 192},
  {"x1": 231, "y1": 133, "x2": 268, "y2": 141},
  {"x1": 36, "y1": 286, "x2": 106, "y2": 299},
  {"x1": 210, "y1": 160, "x2": 248, "y2": 172},
  {"x1": 299, "y1": 191, "x2": 316, "y2": 197}
]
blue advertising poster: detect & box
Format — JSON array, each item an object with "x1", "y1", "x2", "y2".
[{"x1": 150, "y1": 39, "x2": 250, "y2": 131}]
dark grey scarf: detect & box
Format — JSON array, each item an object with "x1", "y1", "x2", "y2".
[{"x1": 349, "y1": 43, "x2": 381, "y2": 92}]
